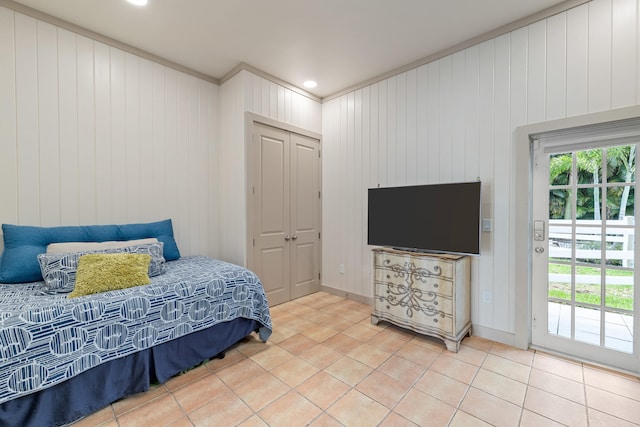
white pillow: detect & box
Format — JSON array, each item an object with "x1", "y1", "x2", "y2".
[{"x1": 46, "y1": 238, "x2": 159, "y2": 254}]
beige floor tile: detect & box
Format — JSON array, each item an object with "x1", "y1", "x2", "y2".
[
  {"x1": 377, "y1": 355, "x2": 426, "y2": 386},
  {"x1": 249, "y1": 343, "x2": 295, "y2": 371},
  {"x1": 282, "y1": 317, "x2": 322, "y2": 333},
  {"x1": 281, "y1": 301, "x2": 316, "y2": 316},
  {"x1": 430, "y1": 353, "x2": 479, "y2": 384},
  {"x1": 588, "y1": 408, "x2": 640, "y2": 427},
  {"x1": 270, "y1": 356, "x2": 320, "y2": 387},
  {"x1": 367, "y1": 327, "x2": 414, "y2": 353},
  {"x1": 585, "y1": 385, "x2": 640, "y2": 425},
  {"x1": 583, "y1": 365, "x2": 640, "y2": 400},
  {"x1": 205, "y1": 348, "x2": 247, "y2": 373},
  {"x1": 215, "y1": 358, "x2": 266, "y2": 389},
  {"x1": 378, "y1": 412, "x2": 419, "y2": 427},
  {"x1": 322, "y1": 332, "x2": 364, "y2": 354},
  {"x1": 532, "y1": 352, "x2": 584, "y2": 383},
  {"x1": 172, "y1": 374, "x2": 230, "y2": 413},
  {"x1": 343, "y1": 323, "x2": 382, "y2": 342},
  {"x1": 278, "y1": 333, "x2": 320, "y2": 355},
  {"x1": 489, "y1": 341, "x2": 535, "y2": 366},
  {"x1": 296, "y1": 371, "x2": 351, "y2": 410},
  {"x1": 460, "y1": 387, "x2": 522, "y2": 427},
  {"x1": 356, "y1": 370, "x2": 412, "y2": 408},
  {"x1": 481, "y1": 353, "x2": 531, "y2": 383},
  {"x1": 519, "y1": 410, "x2": 565, "y2": 427},
  {"x1": 524, "y1": 386, "x2": 587, "y2": 427},
  {"x1": 461, "y1": 335, "x2": 494, "y2": 353},
  {"x1": 408, "y1": 334, "x2": 446, "y2": 352},
  {"x1": 302, "y1": 323, "x2": 340, "y2": 342},
  {"x1": 117, "y1": 393, "x2": 185, "y2": 427},
  {"x1": 236, "y1": 334, "x2": 271, "y2": 357},
  {"x1": 471, "y1": 368, "x2": 527, "y2": 406},
  {"x1": 259, "y1": 390, "x2": 322, "y2": 427},
  {"x1": 394, "y1": 341, "x2": 440, "y2": 367},
  {"x1": 327, "y1": 389, "x2": 389, "y2": 427},
  {"x1": 347, "y1": 342, "x2": 393, "y2": 368},
  {"x1": 528, "y1": 367, "x2": 585, "y2": 404},
  {"x1": 448, "y1": 410, "x2": 492, "y2": 427},
  {"x1": 324, "y1": 355, "x2": 374, "y2": 386},
  {"x1": 299, "y1": 343, "x2": 344, "y2": 369},
  {"x1": 265, "y1": 324, "x2": 297, "y2": 344},
  {"x1": 165, "y1": 363, "x2": 210, "y2": 391},
  {"x1": 413, "y1": 370, "x2": 468, "y2": 407},
  {"x1": 166, "y1": 416, "x2": 195, "y2": 427},
  {"x1": 233, "y1": 372, "x2": 290, "y2": 411},
  {"x1": 307, "y1": 413, "x2": 345, "y2": 427},
  {"x1": 305, "y1": 310, "x2": 336, "y2": 326},
  {"x1": 189, "y1": 390, "x2": 253, "y2": 427},
  {"x1": 445, "y1": 344, "x2": 488, "y2": 366},
  {"x1": 236, "y1": 414, "x2": 269, "y2": 427},
  {"x1": 394, "y1": 388, "x2": 456, "y2": 427},
  {"x1": 112, "y1": 384, "x2": 168, "y2": 416}
]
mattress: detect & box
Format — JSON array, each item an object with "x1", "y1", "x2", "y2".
[{"x1": 0, "y1": 256, "x2": 272, "y2": 405}]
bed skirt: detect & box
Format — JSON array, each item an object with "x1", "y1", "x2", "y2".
[{"x1": 0, "y1": 317, "x2": 260, "y2": 427}]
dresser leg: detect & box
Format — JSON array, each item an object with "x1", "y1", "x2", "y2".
[
  {"x1": 371, "y1": 314, "x2": 380, "y2": 326},
  {"x1": 444, "y1": 339, "x2": 460, "y2": 353}
]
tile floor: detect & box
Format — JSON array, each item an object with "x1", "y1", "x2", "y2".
[{"x1": 72, "y1": 291, "x2": 640, "y2": 427}]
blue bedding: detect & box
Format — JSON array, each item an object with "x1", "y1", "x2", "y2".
[{"x1": 0, "y1": 256, "x2": 272, "y2": 405}]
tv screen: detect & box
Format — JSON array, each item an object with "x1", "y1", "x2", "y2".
[{"x1": 367, "y1": 181, "x2": 481, "y2": 256}]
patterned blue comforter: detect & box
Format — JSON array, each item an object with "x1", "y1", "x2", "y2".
[{"x1": 0, "y1": 256, "x2": 272, "y2": 405}]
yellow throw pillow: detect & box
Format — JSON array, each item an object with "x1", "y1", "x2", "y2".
[{"x1": 68, "y1": 253, "x2": 152, "y2": 298}]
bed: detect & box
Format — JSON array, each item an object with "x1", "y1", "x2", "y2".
[{"x1": 0, "y1": 220, "x2": 272, "y2": 427}]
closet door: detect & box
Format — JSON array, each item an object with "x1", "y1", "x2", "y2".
[
  {"x1": 290, "y1": 133, "x2": 321, "y2": 300},
  {"x1": 252, "y1": 124, "x2": 291, "y2": 306},
  {"x1": 250, "y1": 122, "x2": 320, "y2": 306}
]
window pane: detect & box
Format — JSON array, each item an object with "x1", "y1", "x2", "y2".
[
  {"x1": 577, "y1": 149, "x2": 603, "y2": 185},
  {"x1": 549, "y1": 153, "x2": 573, "y2": 186}
]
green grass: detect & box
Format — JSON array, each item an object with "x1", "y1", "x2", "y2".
[{"x1": 548, "y1": 263, "x2": 633, "y2": 277}]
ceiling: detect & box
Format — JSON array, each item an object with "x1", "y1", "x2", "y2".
[{"x1": 11, "y1": 0, "x2": 573, "y2": 98}]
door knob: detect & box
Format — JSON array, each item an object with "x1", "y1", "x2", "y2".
[
  {"x1": 284, "y1": 235, "x2": 290, "y2": 241},
  {"x1": 292, "y1": 235, "x2": 298, "y2": 240}
]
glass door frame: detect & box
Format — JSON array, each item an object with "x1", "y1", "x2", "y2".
[{"x1": 512, "y1": 108, "x2": 640, "y2": 376}]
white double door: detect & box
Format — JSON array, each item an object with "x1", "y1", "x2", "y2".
[
  {"x1": 531, "y1": 130, "x2": 639, "y2": 373},
  {"x1": 249, "y1": 122, "x2": 321, "y2": 306}
]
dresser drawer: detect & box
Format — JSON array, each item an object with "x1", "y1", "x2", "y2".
[{"x1": 375, "y1": 252, "x2": 454, "y2": 280}]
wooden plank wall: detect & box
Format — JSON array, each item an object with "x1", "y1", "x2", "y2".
[
  {"x1": 321, "y1": 0, "x2": 640, "y2": 336},
  {"x1": 0, "y1": 7, "x2": 218, "y2": 258}
]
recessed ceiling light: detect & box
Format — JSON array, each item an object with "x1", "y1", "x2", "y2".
[
  {"x1": 303, "y1": 80, "x2": 317, "y2": 89},
  {"x1": 127, "y1": 0, "x2": 148, "y2": 6}
]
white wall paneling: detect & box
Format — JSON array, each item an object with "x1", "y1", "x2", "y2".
[
  {"x1": 0, "y1": 6, "x2": 218, "y2": 258},
  {"x1": 321, "y1": 0, "x2": 640, "y2": 338},
  {"x1": 217, "y1": 70, "x2": 322, "y2": 266}
]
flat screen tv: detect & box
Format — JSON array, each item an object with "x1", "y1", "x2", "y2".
[{"x1": 367, "y1": 181, "x2": 481, "y2": 256}]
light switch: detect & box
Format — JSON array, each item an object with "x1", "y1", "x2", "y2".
[{"x1": 482, "y1": 219, "x2": 492, "y2": 232}]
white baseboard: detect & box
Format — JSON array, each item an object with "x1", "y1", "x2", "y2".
[{"x1": 319, "y1": 285, "x2": 372, "y2": 306}]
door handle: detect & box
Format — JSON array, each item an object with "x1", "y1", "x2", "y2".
[
  {"x1": 284, "y1": 235, "x2": 290, "y2": 241},
  {"x1": 292, "y1": 235, "x2": 298, "y2": 240},
  {"x1": 534, "y1": 220, "x2": 545, "y2": 241}
]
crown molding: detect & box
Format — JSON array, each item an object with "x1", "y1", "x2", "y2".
[{"x1": 220, "y1": 62, "x2": 322, "y2": 103}]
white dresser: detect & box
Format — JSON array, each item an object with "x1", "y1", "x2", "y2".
[{"x1": 371, "y1": 248, "x2": 471, "y2": 352}]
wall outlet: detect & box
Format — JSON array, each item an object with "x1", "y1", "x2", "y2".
[{"x1": 339, "y1": 264, "x2": 345, "y2": 274}]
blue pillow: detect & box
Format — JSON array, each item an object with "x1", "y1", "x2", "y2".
[{"x1": 0, "y1": 219, "x2": 180, "y2": 284}]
